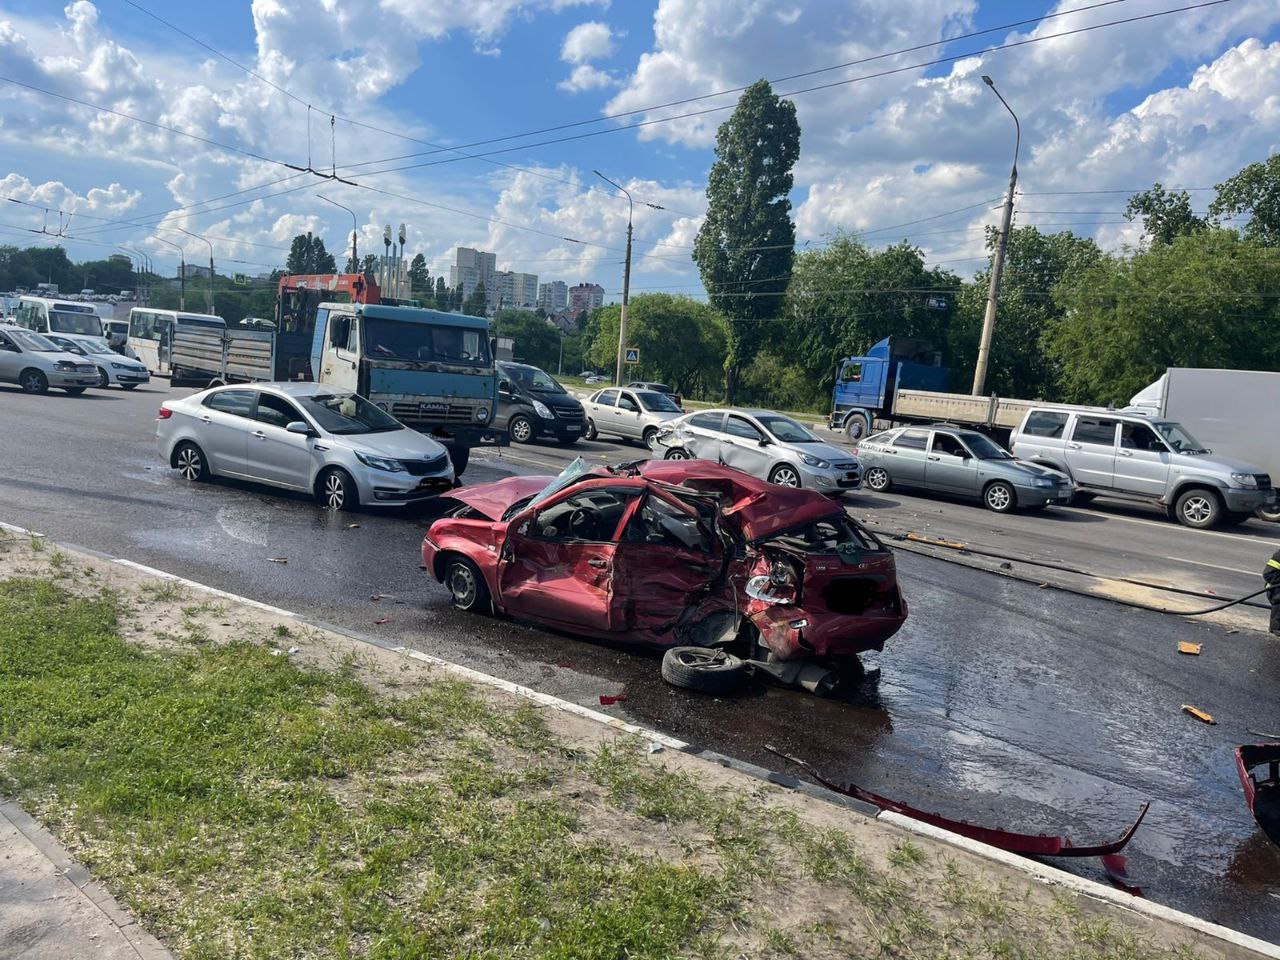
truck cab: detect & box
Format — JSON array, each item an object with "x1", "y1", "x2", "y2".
[
  {"x1": 310, "y1": 302, "x2": 499, "y2": 474},
  {"x1": 830, "y1": 337, "x2": 949, "y2": 441}
]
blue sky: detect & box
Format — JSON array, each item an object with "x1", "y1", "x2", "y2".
[{"x1": 2, "y1": 0, "x2": 1279, "y2": 298}]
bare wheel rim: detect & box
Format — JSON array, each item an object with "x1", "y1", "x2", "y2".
[
  {"x1": 1182, "y1": 495, "x2": 1212, "y2": 523},
  {"x1": 511, "y1": 417, "x2": 532, "y2": 442},
  {"x1": 987, "y1": 484, "x2": 1012, "y2": 511},
  {"x1": 866, "y1": 468, "x2": 888, "y2": 490},
  {"x1": 176, "y1": 446, "x2": 201, "y2": 480},
  {"x1": 666, "y1": 449, "x2": 689, "y2": 460},
  {"x1": 323, "y1": 473, "x2": 346, "y2": 509},
  {"x1": 448, "y1": 563, "x2": 476, "y2": 607},
  {"x1": 643, "y1": 429, "x2": 658, "y2": 449},
  {"x1": 772, "y1": 467, "x2": 800, "y2": 488}
]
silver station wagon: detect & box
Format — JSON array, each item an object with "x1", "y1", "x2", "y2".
[{"x1": 857, "y1": 424, "x2": 1072, "y2": 513}]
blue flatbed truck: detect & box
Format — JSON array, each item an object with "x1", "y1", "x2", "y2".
[{"x1": 828, "y1": 336, "x2": 1039, "y2": 443}]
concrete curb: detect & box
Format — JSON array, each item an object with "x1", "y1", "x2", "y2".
[{"x1": 2, "y1": 519, "x2": 1277, "y2": 956}]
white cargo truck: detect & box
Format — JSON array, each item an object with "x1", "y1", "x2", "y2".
[{"x1": 1129, "y1": 368, "x2": 1280, "y2": 522}]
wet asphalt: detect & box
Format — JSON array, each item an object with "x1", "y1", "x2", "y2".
[{"x1": 1, "y1": 382, "x2": 1278, "y2": 939}]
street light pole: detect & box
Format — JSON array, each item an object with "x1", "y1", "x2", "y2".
[
  {"x1": 972, "y1": 75, "x2": 1020, "y2": 397},
  {"x1": 153, "y1": 235, "x2": 186, "y2": 311},
  {"x1": 594, "y1": 170, "x2": 634, "y2": 387},
  {"x1": 175, "y1": 227, "x2": 215, "y2": 313},
  {"x1": 317, "y1": 194, "x2": 357, "y2": 272}
]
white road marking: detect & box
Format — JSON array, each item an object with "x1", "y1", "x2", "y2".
[
  {"x1": 1060, "y1": 507, "x2": 1278, "y2": 546},
  {"x1": 1163, "y1": 555, "x2": 1258, "y2": 577}
]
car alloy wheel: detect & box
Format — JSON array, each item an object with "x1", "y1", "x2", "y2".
[
  {"x1": 176, "y1": 444, "x2": 204, "y2": 481},
  {"x1": 318, "y1": 469, "x2": 357, "y2": 511},
  {"x1": 643, "y1": 427, "x2": 658, "y2": 449},
  {"x1": 585, "y1": 418, "x2": 598, "y2": 441},
  {"x1": 984, "y1": 482, "x2": 1014, "y2": 513},
  {"x1": 664, "y1": 448, "x2": 690, "y2": 460},
  {"x1": 1176, "y1": 489, "x2": 1220, "y2": 528},
  {"x1": 864, "y1": 467, "x2": 890, "y2": 492},
  {"x1": 770, "y1": 465, "x2": 801, "y2": 488},
  {"x1": 97, "y1": 367, "x2": 110, "y2": 387},
  {"x1": 19, "y1": 369, "x2": 48, "y2": 394},
  {"x1": 509, "y1": 415, "x2": 534, "y2": 443}
]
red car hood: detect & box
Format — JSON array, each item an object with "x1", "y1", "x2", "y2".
[
  {"x1": 638, "y1": 459, "x2": 845, "y2": 541},
  {"x1": 441, "y1": 475, "x2": 550, "y2": 520}
]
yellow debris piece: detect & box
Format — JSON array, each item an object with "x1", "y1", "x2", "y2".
[
  {"x1": 1178, "y1": 642, "x2": 1202, "y2": 655},
  {"x1": 1181, "y1": 705, "x2": 1216, "y2": 724}
]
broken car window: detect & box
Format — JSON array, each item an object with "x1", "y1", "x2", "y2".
[
  {"x1": 531, "y1": 489, "x2": 634, "y2": 542},
  {"x1": 769, "y1": 515, "x2": 880, "y2": 554},
  {"x1": 623, "y1": 495, "x2": 712, "y2": 553}
]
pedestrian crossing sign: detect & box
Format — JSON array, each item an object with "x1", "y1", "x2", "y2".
[
  {"x1": 234, "y1": 273, "x2": 248, "y2": 285},
  {"x1": 624, "y1": 348, "x2": 640, "y2": 363}
]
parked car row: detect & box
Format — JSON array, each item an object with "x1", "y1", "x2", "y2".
[{"x1": 0, "y1": 324, "x2": 149, "y2": 394}]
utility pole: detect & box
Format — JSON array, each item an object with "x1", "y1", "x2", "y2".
[
  {"x1": 176, "y1": 227, "x2": 215, "y2": 313},
  {"x1": 154, "y1": 235, "x2": 186, "y2": 310},
  {"x1": 972, "y1": 75, "x2": 1020, "y2": 397},
  {"x1": 318, "y1": 194, "x2": 357, "y2": 272},
  {"x1": 594, "y1": 170, "x2": 634, "y2": 387}
]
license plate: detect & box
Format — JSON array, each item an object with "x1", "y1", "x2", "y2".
[{"x1": 566, "y1": 426, "x2": 580, "y2": 433}]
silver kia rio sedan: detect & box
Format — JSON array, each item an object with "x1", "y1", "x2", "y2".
[
  {"x1": 156, "y1": 382, "x2": 455, "y2": 510},
  {"x1": 654, "y1": 408, "x2": 861, "y2": 494}
]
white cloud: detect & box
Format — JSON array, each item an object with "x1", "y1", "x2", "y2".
[
  {"x1": 558, "y1": 64, "x2": 618, "y2": 93},
  {"x1": 561, "y1": 21, "x2": 615, "y2": 63}
]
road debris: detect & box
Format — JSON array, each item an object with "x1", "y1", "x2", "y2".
[
  {"x1": 599, "y1": 694, "x2": 626, "y2": 706},
  {"x1": 373, "y1": 618, "x2": 391, "y2": 625},
  {"x1": 345, "y1": 523, "x2": 360, "y2": 529},
  {"x1": 765, "y1": 745, "x2": 1148, "y2": 894},
  {"x1": 1177, "y1": 642, "x2": 1202, "y2": 655},
  {"x1": 647, "y1": 742, "x2": 665, "y2": 754},
  {"x1": 1181, "y1": 705, "x2": 1216, "y2": 724},
  {"x1": 370, "y1": 593, "x2": 388, "y2": 601},
  {"x1": 267, "y1": 557, "x2": 288, "y2": 564}
]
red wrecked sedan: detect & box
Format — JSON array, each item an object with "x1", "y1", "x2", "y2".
[{"x1": 422, "y1": 458, "x2": 907, "y2": 694}]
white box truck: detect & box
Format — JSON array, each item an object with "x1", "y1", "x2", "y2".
[{"x1": 1129, "y1": 368, "x2": 1280, "y2": 522}]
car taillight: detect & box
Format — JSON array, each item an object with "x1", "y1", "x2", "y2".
[
  {"x1": 157, "y1": 408, "x2": 172, "y2": 419},
  {"x1": 850, "y1": 445, "x2": 859, "y2": 456}
]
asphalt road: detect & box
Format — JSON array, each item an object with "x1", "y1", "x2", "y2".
[{"x1": 2, "y1": 381, "x2": 1279, "y2": 940}]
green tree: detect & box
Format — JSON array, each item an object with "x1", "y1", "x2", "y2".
[
  {"x1": 285, "y1": 232, "x2": 337, "y2": 274},
  {"x1": 463, "y1": 281, "x2": 488, "y2": 317},
  {"x1": 492, "y1": 309, "x2": 560, "y2": 369},
  {"x1": 344, "y1": 254, "x2": 359, "y2": 273},
  {"x1": 586, "y1": 294, "x2": 728, "y2": 398},
  {"x1": 694, "y1": 79, "x2": 801, "y2": 403},
  {"x1": 408, "y1": 253, "x2": 430, "y2": 295},
  {"x1": 434, "y1": 276, "x2": 449, "y2": 311},
  {"x1": 361, "y1": 253, "x2": 379, "y2": 274},
  {"x1": 1210, "y1": 153, "x2": 1280, "y2": 246},
  {"x1": 1124, "y1": 183, "x2": 1207, "y2": 245},
  {"x1": 450, "y1": 285, "x2": 464, "y2": 312},
  {"x1": 1047, "y1": 229, "x2": 1280, "y2": 404},
  {"x1": 949, "y1": 227, "x2": 1101, "y2": 398},
  {"x1": 779, "y1": 236, "x2": 960, "y2": 408}
]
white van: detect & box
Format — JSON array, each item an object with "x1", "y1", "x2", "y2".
[
  {"x1": 128, "y1": 307, "x2": 225, "y2": 377},
  {"x1": 13, "y1": 296, "x2": 104, "y2": 337}
]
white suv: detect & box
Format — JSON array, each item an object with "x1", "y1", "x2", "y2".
[{"x1": 1010, "y1": 406, "x2": 1276, "y2": 528}]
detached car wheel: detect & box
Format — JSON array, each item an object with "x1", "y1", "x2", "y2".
[
  {"x1": 317, "y1": 468, "x2": 359, "y2": 511},
  {"x1": 864, "y1": 467, "x2": 891, "y2": 492},
  {"x1": 19, "y1": 369, "x2": 48, "y2": 394},
  {"x1": 508, "y1": 414, "x2": 534, "y2": 444},
  {"x1": 1175, "y1": 488, "x2": 1221, "y2": 529},
  {"x1": 983, "y1": 481, "x2": 1016, "y2": 513},
  {"x1": 661, "y1": 646, "x2": 747, "y2": 695},
  {"x1": 664, "y1": 447, "x2": 691, "y2": 460},
  {"x1": 1257, "y1": 503, "x2": 1280, "y2": 523},
  {"x1": 445, "y1": 557, "x2": 489, "y2": 613}
]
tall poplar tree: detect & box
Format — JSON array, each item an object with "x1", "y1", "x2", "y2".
[{"x1": 694, "y1": 79, "x2": 800, "y2": 403}]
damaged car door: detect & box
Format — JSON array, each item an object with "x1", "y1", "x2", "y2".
[
  {"x1": 497, "y1": 485, "x2": 637, "y2": 632},
  {"x1": 609, "y1": 489, "x2": 723, "y2": 636}
]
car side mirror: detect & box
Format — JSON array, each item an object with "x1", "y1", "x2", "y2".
[
  {"x1": 757, "y1": 437, "x2": 771, "y2": 447},
  {"x1": 286, "y1": 421, "x2": 313, "y2": 436},
  {"x1": 499, "y1": 379, "x2": 510, "y2": 392},
  {"x1": 490, "y1": 337, "x2": 498, "y2": 356}
]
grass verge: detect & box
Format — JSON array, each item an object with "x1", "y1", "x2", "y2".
[{"x1": 0, "y1": 573, "x2": 1219, "y2": 960}]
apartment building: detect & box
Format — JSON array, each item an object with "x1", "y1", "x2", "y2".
[
  {"x1": 537, "y1": 280, "x2": 568, "y2": 312},
  {"x1": 447, "y1": 247, "x2": 496, "y2": 302},
  {"x1": 568, "y1": 282, "x2": 605, "y2": 313}
]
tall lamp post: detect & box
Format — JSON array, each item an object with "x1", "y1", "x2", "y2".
[
  {"x1": 318, "y1": 194, "x2": 357, "y2": 271},
  {"x1": 971, "y1": 75, "x2": 1020, "y2": 397},
  {"x1": 153, "y1": 235, "x2": 186, "y2": 310},
  {"x1": 175, "y1": 227, "x2": 215, "y2": 313},
  {"x1": 593, "y1": 170, "x2": 634, "y2": 387},
  {"x1": 124, "y1": 246, "x2": 151, "y2": 305}
]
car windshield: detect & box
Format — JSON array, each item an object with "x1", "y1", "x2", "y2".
[
  {"x1": 70, "y1": 336, "x2": 111, "y2": 354},
  {"x1": 636, "y1": 391, "x2": 681, "y2": 412},
  {"x1": 9, "y1": 329, "x2": 59, "y2": 352},
  {"x1": 297, "y1": 393, "x2": 403, "y2": 435},
  {"x1": 364, "y1": 318, "x2": 491, "y2": 366},
  {"x1": 504, "y1": 364, "x2": 564, "y2": 393},
  {"x1": 49, "y1": 310, "x2": 101, "y2": 335},
  {"x1": 757, "y1": 414, "x2": 818, "y2": 443},
  {"x1": 963, "y1": 433, "x2": 1013, "y2": 460},
  {"x1": 523, "y1": 456, "x2": 591, "y2": 514},
  {"x1": 1153, "y1": 421, "x2": 1209, "y2": 454}
]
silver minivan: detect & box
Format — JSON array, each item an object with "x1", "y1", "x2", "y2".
[
  {"x1": 1010, "y1": 407, "x2": 1276, "y2": 528},
  {"x1": 582, "y1": 387, "x2": 683, "y2": 446}
]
